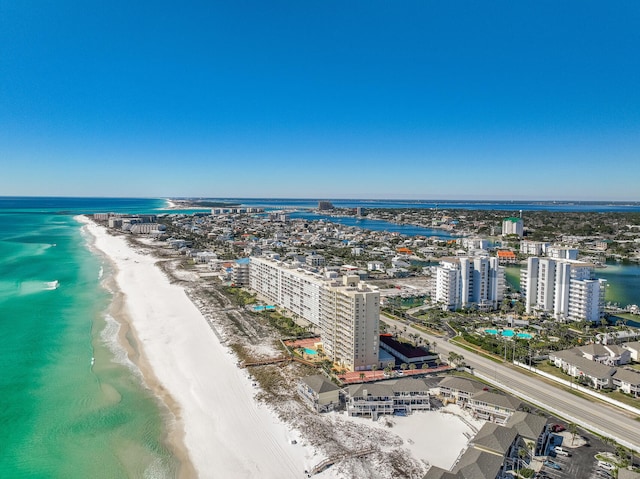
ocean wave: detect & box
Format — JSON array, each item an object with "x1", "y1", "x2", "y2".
[
  {"x1": 98, "y1": 266, "x2": 104, "y2": 280},
  {"x1": 100, "y1": 314, "x2": 141, "y2": 378},
  {"x1": 143, "y1": 457, "x2": 172, "y2": 479},
  {"x1": 12, "y1": 280, "x2": 60, "y2": 295}
]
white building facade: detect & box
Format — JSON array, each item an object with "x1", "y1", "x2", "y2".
[
  {"x1": 502, "y1": 217, "x2": 524, "y2": 237},
  {"x1": 435, "y1": 257, "x2": 504, "y2": 311},
  {"x1": 249, "y1": 257, "x2": 379, "y2": 371},
  {"x1": 520, "y1": 258, "x2": 606, "y2": 322}
]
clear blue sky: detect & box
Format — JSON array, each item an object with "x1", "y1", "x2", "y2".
[{"x1": 1, "y1": 1, "x2": 639, "y2": 200}]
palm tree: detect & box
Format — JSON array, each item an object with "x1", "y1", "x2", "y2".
[
  {"x1": 359, "y1": 372, "x2": 366, "y2": 382},
  {"x1": 616, "y1": 445, "x2": 629, "y2": 467},
  {"x1": 568, "y1": 423, "x2": 577, "y2": 446},
  {"x1": 517, "y1": 446, "x2": 527, "y2": 475},
  {"x1": 371, "y1": 364, "x2": 379, "y2": 379},
  {"x1": 409, "y1": 363, "x2": 416, "y2": 371}
]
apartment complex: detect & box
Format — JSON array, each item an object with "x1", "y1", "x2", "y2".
[
  {"x1": 520, "y1": 257, "x2": 606, "y2": 322},
  {"x1": 435, "y1": 257, "x2": 505, "y2": 311},
  {"x1": 502, "y1": 217, "x2": 523, "y2": 237},
  {"x1": 249, "y1": 257, "x2": 380, "y2": 371}
]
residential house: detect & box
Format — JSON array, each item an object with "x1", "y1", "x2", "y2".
[
  {"x1": 505, "y1": 411, "x2": 550, "y2": 456},
  {"x1": 576, "y1": 344, "x2": 631, "y2": 366},
  {"x1": 424, "y1": 418, "x2": 533, "y2": 479},
  {"x1": 467, "y1": 390, "x2": 521, "y2": 424},
  {"x1": 612, "y1": 368, "x2": 640, "y2": 398},
  {"x1": 622, "y1": 341, "x2": 640, "y2": 361},
  {"x1": 346, "y1": 378, "x2": 432, "y2": 418},
  {"x1": 297, "y1": 375, "x2": 341, "y2": 413},
  {"x1": 549, "y1": 350, "x2": 616, "y2": 389},
  {"x1": 424, "y1": 448, "x2": 508, "y2": 479},
  {"x1": 437, "y1": 376, "x2": 485, "y2": 406},
  {"x1": 496, "y1": 250, "x2": 517, "y2": 265}
]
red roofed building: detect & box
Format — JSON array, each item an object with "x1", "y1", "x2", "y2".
[{"x1": 497, "y1": 250, "x2": 517, "y2": 264}]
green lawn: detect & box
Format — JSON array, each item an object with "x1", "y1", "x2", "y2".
[
  {"x1": 599, "y1": 389, "x2": 640, "y2": 410},
  {"x1": 535, "y1": 361, "x2": 570, "y2": 380}
]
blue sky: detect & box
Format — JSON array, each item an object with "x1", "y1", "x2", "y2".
[{"x1": 1, "y1": 1, "x2": 639, "y2": 200}]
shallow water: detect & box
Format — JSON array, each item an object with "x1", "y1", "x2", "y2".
[{"x1": 0, "y1": 199, "x2": 179, "y2": 478}]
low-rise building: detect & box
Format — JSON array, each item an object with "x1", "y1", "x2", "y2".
[
  {"x1": 549, "y1": 350, "x2": 616, "y2": 389},
  {"x1": 505, "y1": 411, "x2": 550, "y2": 456},
  {"x1": 424, "y1": 413, "x2": 547, "y2": 479},
  {"x1": 346, "y1": 378, "x2": 432, "y2": 418},
  {"x1": 467, "y1": 390, "x2": 521, "y2": 424},
  {"x1": 576, "y1": 344, "x2": 631, "y2": 366},
  {"x1": 622, "y1": 341, "x2": 640, "y2": 361},
  {"x1": 437, "y1": 376, "x2": 485, "y2": 405},
  {"x1": 379, "y1": 334, "x2": 437, "y2": 364},
  {"x1": 496, "y1": 250, "x2": 517, "y2": 265},
  {"x1": 612, "y1": 368, "x2": 640, "y2": 398},
  {"x1": 298, "y1": 375, "x2": 341, "y2": 412}
]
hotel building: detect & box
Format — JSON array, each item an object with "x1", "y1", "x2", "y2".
[
  {"x1": 520, "y1": 257, "x2": 606, "y2": 322},
  {"x1": 249, "y1": 257, "x2": 379, "y2": 371}
]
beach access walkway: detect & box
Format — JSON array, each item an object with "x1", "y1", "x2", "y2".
[{"x1": 308, "y1": 448, "x2": 376, "y2": 476}]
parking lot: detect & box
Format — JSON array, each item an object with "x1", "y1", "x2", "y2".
[{"x1": 532, "y1": 421, "x2": 618, "y2": 479}]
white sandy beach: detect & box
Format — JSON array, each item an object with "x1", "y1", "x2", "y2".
[
  {"x1": 79, "y1": 216, "x2": 315, "y2": 478},
  {"x1": 78, "y1": 216, "x2": 487, "y2": 479}
]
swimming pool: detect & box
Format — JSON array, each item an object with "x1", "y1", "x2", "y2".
[
  {"x1": 516, "y1": 333, "x2": 533, "y2": 339},
  {"x1": 253, "y1": 305, "x2": 276, "y2": 312},
  {"x1": 485, "y1": 329, "x2": 498, "y2": 335},
  {"x1": 303, "y1": 348, "x2": 318, "y2": 355},
  {"x1": 501, "y1": 330, "x2": 515, "y2": 337}
]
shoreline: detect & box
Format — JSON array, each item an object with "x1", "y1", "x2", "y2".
[
  {"x1": 79, "y1": 215, "x2": 195, "y2": 478},
  {"x1": 77, "y1": 215, "x2": 311, "y2": 478}
]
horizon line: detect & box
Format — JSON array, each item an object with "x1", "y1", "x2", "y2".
[{"x1": 2, "y1": 195, "x2": 640, "y2": 204}]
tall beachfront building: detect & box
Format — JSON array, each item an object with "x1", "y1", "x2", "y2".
[
  {"x1": 435, "y1": 257, "x2": 505, "y2": 311},
  {"x1": 520, "y1": 258, "x2": 606, "y2": 322},
  {"x1": 249, "y1": 257, "x2": 379, "y2": 371},
  {"x1": 319, "y1": 275, "x2": 380, "y2": 372},
  {"x1": 502, "y1": 217, "x2": 524, "y2": 237}
]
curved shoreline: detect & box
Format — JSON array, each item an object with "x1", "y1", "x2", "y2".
[
  {"x1": 78, "y1": 215, "x2": 195, "y2": 478},
  {"x1": 77, "y1": 215, "x2": 311, "y2": 478}
]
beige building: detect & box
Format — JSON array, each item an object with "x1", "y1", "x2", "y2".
[
  {"x1": 249, "y1": 257, "x2": 380, "y2": 371},
  {"x1": 320, "y1": 275, "x2": 380, "y2": 371}
]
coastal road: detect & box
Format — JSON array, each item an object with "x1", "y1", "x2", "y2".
[{"x1": 382, "y1": 316, "x2": 640, "y2": 452}]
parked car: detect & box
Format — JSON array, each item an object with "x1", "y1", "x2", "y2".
[
  {"x1": 551, "y1": 424, "x2": 566, "y2": 433},
  {"x1": 595, "y1": 470, "x2": 612, "y2": 478},
  {"x1": 553, "y1": 446, "x2": 571, "y2": 457},
  {"x1": 544, "y1": 460, "x2": 562, "y2": 470},
  {"x1": 598, "y1": 461, "x2": 616, "y2": 471}
]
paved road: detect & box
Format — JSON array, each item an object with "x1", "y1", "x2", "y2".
[{"x1": 382, "y1": 316, "x2": 640, "y2": 452}]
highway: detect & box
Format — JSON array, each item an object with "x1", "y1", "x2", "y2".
[{"x1": 382, "y1": 316, "x2": 640, "y2": 452}]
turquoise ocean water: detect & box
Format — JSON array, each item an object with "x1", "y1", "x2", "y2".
[{"x1": 0, "y1": 198, "x2": 179, "y2": 478}]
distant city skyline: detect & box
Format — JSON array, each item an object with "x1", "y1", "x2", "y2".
[{"x1": 1, "y1": 2, "x2": 639, "y2": 200}]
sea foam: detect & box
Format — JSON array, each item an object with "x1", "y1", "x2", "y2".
[{"x1": 100, "y1": 314, "x2": 142, "y2": 379}]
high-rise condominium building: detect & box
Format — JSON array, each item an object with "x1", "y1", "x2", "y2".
[
  {"x1": 520, "y1": 257, "x2": 606, "y2": 322},
  {"x1": 435, "y1": 257, "x2": 504, "y2": 311},
  {"x1": 249, "y1": 257, "x2": 379, "y2": 371},
  {"x1": 502, "y1": 217, "x2": 524, "y2": 237}
]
